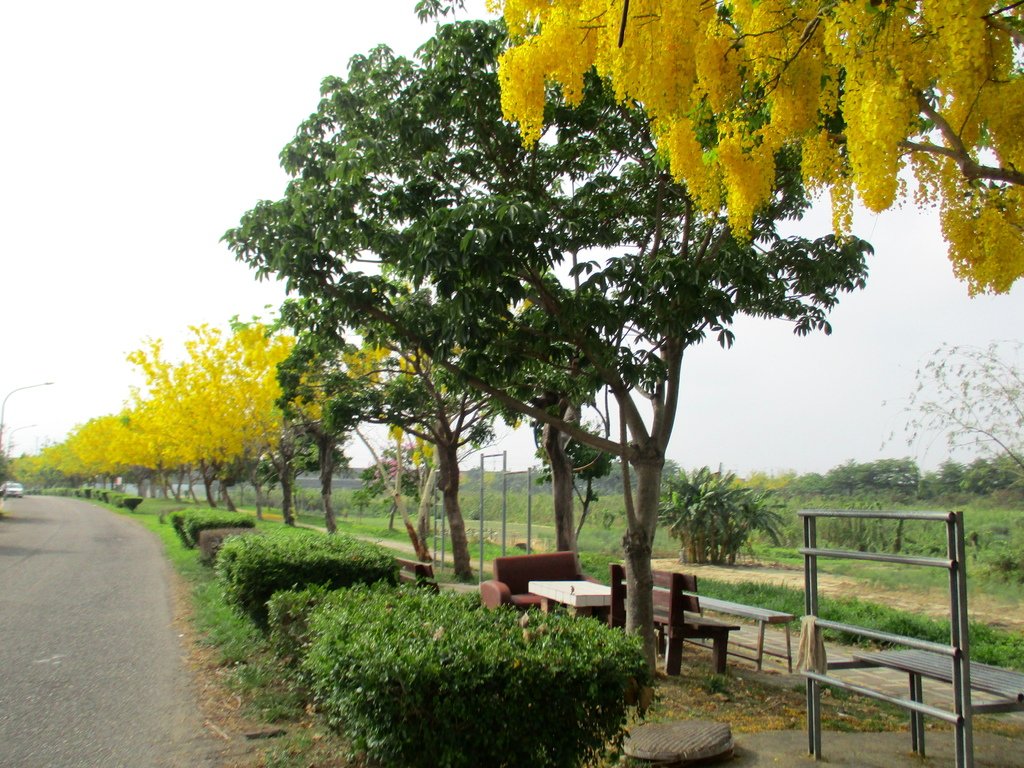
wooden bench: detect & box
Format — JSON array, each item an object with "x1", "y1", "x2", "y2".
[
  {"x1": 609, "y1": 564, "x2": 739, "y2": 675},
  {"x1": 683, "y1": 593, "x2": 795, "y2": 672},
  {"x1": 395, "y1": 557, "x2": 439, "y2": 592}
]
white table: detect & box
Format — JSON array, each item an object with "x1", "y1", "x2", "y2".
[{"x1": 528, "y1": 580, "x2": 612, "y2": 616}]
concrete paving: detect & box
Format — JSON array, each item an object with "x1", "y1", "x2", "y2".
[{"x1": 0, "y1": 496, "x2": 223, "y2": 767}]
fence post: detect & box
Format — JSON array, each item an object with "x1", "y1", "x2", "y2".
[
  {"x1": 479, "y1": 453, "x2": 485, "y2": 583},
  {"x1": 526, "y1": 466, "x2": 532, "y2": 554},
  {"x1": 501, "y1": 451, "x2": 508, "y2": 556}
]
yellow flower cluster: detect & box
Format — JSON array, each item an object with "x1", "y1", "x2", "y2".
[{"x1": 496, "y1": 0, "x2": 1024, "y2": 294}]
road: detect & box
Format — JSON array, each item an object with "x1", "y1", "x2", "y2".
[{"x1": 0, "y1": 495, "x2": 221, "y2": 767}]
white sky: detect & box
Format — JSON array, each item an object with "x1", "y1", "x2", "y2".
[{"x1": 2, "y1": 1, "x2": 1020, "y2": 476}]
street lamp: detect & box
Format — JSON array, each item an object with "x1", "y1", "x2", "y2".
[{"x1": 1, "y1": 382, "x2": 54, "y2": 459}]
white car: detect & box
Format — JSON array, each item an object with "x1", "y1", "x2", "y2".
[{"x1": 1, "y1": 482, "x2": 24, "y2": 498}]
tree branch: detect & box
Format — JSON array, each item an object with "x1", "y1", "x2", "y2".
[{"x1": 909, "y1": 91, "x2": 1024, "y2": 186}]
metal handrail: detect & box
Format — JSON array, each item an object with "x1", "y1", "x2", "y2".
[{"x1": 798, "y1": 547, "x2": 954, "y2": 569}]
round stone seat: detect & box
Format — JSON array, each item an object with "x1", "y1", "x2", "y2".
[{"x1": 624, "y1": 720, "x2": 734, "y2": 766}]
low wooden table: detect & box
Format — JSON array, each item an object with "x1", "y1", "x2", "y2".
[{"x1": 527, "y1": 580, "x2": 611, "y2": 616}]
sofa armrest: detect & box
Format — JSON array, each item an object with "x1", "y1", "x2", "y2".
[{"x1": 480, "y1": 579, "x2": 513, "y2": 609}]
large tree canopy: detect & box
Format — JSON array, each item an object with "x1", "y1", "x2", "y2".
[
  {"x1": 495, "y1": 0, "x2": 1024, "y2": 295},
  {"x1": 226, "y1": 19, "x2": 870, "y2": 667}
]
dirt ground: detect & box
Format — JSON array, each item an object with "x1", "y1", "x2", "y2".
[{"x1": 651, "y1": 558, "x2": 1024, "y2": 633}]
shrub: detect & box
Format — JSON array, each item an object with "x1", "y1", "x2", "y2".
[
  {"x1": 120, "y1": 496, "x2": 144, "y2": 512},
  {"x1": 197, "y1": 526, "x2": 259, "y2": 565},
  {"x1": 169, "y1": 511, "x2": 188, "y2": 543},
  {"x1": 266, "y1": 584, "x2": 343, "y2": 666},
  {"x1": 303, "y1": 585, "x2": 651, "y2": 768},
  {"x1": 216, "y1": 530, "x2": 396, "y2": 627},
  {"x1": 169, "y1": 509, "x2": 255, "y2": 548}
]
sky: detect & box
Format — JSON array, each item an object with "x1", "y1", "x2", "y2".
[{"x1": 1, "y1": 1, "x2": 1020, "y2": 477}]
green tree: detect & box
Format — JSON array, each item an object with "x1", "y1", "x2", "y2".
[
  {"x1": 904, "y1": 341, "x2": 1024, "y2": 477},
  {"x1": 226, "y1": 20, "x2": 869, "y2": 667}
]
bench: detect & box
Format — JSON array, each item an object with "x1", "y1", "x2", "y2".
[
  {"x1": 683, "y1": 593, "x2": 795, "y2": 672},
  {"x1": 395, "y1": 557, "x2": 439, "y2": 592},
  {"x1": 480, "y1": 551, "x2": 588, "y2": 610},
  {"x1": 609, "y1": 564, "x2": 739, "y2": 675}
]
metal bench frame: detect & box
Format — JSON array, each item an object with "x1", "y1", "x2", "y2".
[{"x1": 800, "y1": 508, "x2": 988, "y2": 768}]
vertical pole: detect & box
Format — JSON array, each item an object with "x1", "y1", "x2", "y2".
[
  {"x1": 948, "y1": 510, "x2": 974, "y2": 768},
  {"x1": 526, "y1": 466, "x2": 533, "y2": 555},
  {"x1": 501, "y1": 451, "x2": 508, "y2": 556},
  {"x1": 479, "y1": 453, "x2": 485, "y2": 584},
  {"x1": 440, "y1": 487, "x2": 446, "y2": 572},
  {"x1": 804, "y1": 513, "x2": 822, "y2": 760}
]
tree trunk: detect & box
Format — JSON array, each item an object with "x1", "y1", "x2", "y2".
[
  {"x1": 199, "y1": 462, "x2": 217, "y2": 508},
  {"x1": 391, "y1": 443, "x2": 432, "y2": 562},
  {"x1": 318, "y1": 434, "x2": 337, "y2": 534},
  {"x1": 437, "y1": 444, "x2": 472, "y2": 580},
  {"x1": 417, "y1": 466, "x2": 437, "y2": 559},
  {"x1": 253, "y1": 481, "x2": 264, "y2": 520},
  {"x1": 220, "y1": 483, "x2": 237, "y2": 512},
  {"x1": 543, "y1": 422, "x2": 578, "y2": 556},
  {"x1": 281, "y1": 472, "x2": 295, "y2": 526},
  {"x1": 623, "y1": 454, "x2": 663, "y2": 672}
]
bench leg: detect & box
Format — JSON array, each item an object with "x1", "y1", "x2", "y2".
[
  {"x1": 665, "y1": 637, "x2": 683, "y2": 676},
  {"x1": 785, "y1": 624, "x2": 793, "y2": 673},
  {"x1": 909, "y1": 672, "x2": 925, "y2": 756},
  {"x1": 755, "y1": 621, "x2": 766, "y2": 671},
  {"x1": 711, "y1": 635, "x2": 729, "y2": 674}
]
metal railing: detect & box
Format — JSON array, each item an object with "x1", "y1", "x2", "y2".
[{"x1": 799, "y1": 508, "x2": 974, "y2": 767}]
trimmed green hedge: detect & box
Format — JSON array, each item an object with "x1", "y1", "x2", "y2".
[
  {"x1": 120, "y1": 496, "x2": 144, "y2": 511},
  {"x1": 169, "y1": 509, "x2": 255, "y2": 549},
  {"x1": 267, "y1": 584, "x2": 342, "y2": 666},
  {"x1": 303, "y1": 585, "x2": 651, "y2": 768},
  {"x1": 216, "y1": 530, "x2": 396, "y2": 627}
]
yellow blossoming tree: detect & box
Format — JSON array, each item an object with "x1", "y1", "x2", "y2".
[
  {"x1": 127, "y1": 323, "x2": 293, "y2": 509},
  {"x1": 495, "y1": 0, "x2": 1024, "y2": 294}
]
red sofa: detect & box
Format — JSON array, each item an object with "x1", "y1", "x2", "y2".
[{"x1": 479, "y1": 551, "x2": 585, "y2": 609}]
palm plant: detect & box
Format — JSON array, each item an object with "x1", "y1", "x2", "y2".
[{"x1": 660, "y1": 467, "x2": 784, "y2": 564}]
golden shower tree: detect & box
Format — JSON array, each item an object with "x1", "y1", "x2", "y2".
[{"x1": 495, "y1": 0, "x2": 1024, "y2": 294}]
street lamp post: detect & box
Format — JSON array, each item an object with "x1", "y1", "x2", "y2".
[{"x1": 1, "y1": 382, "x2": 54, "y2": 459}]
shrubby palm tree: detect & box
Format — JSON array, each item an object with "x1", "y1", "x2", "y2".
[{"x1": 660, "y1": 467, "x2": 784, "y2": 565}]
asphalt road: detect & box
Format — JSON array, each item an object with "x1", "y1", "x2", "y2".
[{"x1": 0, "y1": 495, "x2": 221, "y2": 767}]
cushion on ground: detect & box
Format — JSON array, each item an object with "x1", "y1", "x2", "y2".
[{"x1": 624, "y1": 720, "x2": 734, "y2": 766}]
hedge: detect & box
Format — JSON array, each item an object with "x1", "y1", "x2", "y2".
[
  {"x1": 197, "y1": 526, "x2": 259, "y2": 565},
  {"x1": 216, "y1": 529, "x2": 396, "y2": 628},
  {"x1": 169, "y1": 509, "x2": 255, "y2": 549},
  {"x1": 303, "y1": 585, "x2": 651, "y2": 768},
  {"x1": 266, "y1": 584, "x2": 343, "y2": 666}
]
